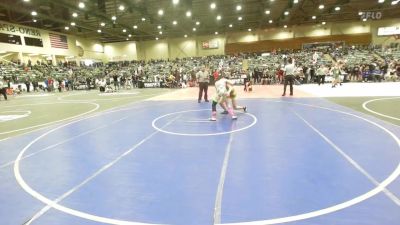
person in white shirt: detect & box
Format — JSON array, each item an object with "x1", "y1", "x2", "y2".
[
  {"x1": 210, "y1": 77, "x2": 231, "y2": 121},
  {"x1": 282, "y1": 58, "x2": 296, "y2": 96}
]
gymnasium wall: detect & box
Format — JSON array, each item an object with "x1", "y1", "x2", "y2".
[
  {"x1": 370, "y1": 19, "x2": 400, "y2": 46},
  {"x1": 224, "y1": 19, "x2": 399, "y2": 54},
  {"x1": 103, "y1": 41, "x2": 137, "y2": 62},
  {"x1": 135, "y1": 35, "x2": 225, "y2": 61},
  {"x1": 75, "y1": 38, "x2": 105, "y2": 62},
  {"x1": 1, "y1": 19, "x2": 399, "y2": 64}
]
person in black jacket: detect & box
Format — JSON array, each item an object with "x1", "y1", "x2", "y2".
[{"x1": 0, "y1": 77, "x2": 7, "y2": 100}]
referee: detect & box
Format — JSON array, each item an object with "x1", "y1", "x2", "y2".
[
  {"x1": 196, "y1": 67, "x2": 209, "y2": 103},
  {"x1": 282, "y1": 58, "x2": 295, "y2": 96}
]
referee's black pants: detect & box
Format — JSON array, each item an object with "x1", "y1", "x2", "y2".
[
  {"x1": 282, "y1": 75, "x2": 294, "y2": 96},
  {"x1": 0, "y1": 88, "x2": 7, "y2": 100},
  {"x1": 317, "y1": 75, "x2": 326, "y2": 85},
  {"x1": 198, "y1": 82, "x2": 209, "y2": 102}
]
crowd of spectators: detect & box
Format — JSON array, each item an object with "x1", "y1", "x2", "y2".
[{"x1": 0, "y1": 45, "x2": 399, "y2": 95}]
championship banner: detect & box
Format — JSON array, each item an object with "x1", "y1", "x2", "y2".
[{"x1": 202, "y1": 40, "x2": 219, "y2": 49}]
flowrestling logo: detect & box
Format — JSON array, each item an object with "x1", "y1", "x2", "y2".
[{"x1": 360, "y1": 11, "x2": 382, "y2": 20}]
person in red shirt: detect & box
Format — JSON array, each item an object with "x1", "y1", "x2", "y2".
[
  {"x1": 213, "y1": 70, "x2": 219, "y2": 82},
  {"x1": 276, "y1": 68, "x2": 284, "y2": 84}
]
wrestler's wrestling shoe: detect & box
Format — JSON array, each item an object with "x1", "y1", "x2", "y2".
[
  {"x1": 232, "y1": 115, "x2": 237, "y2": 120},
  {"x1": 221, "y1": 111, "x2": 228, "y2": 114}
]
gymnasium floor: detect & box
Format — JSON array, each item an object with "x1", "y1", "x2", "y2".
[{"x1": 0, "y1": 83, "x2": 399, "y2": 225}]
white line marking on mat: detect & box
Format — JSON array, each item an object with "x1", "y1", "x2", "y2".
[
  {"x1": 16, "y1": 115, "x2": 180, "y2": 225},
  {"x1": 216, "y1": 100, "x2": 400, "y2": 225},
  {"x1": 152, "y1": 109, "x2": 257, "y2": 136},
  {"x1": 292, "y1": 109, "x2": 400, "y2": 206},
  {"x1": 0, "y1": 102, "x2": 99, "y2": 135},
  {"x1": 362, "y1": 97, "x2": 400, "y2": 121},
  {"x1": 0, "y1": 116, "x2": 129, "y2": 169},
  {"x1": 214, "y1": 132, "x2": 235, "y2": 224}
]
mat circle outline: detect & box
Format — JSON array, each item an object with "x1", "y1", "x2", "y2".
[
  {"x1": 13, "y1": 101, "x2": 400, "y2": 225},
  {"x1": 152, "y1": 109, "x2": 258, "y2": 136}
]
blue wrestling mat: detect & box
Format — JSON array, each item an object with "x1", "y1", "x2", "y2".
[{"x1": 0, "y1": 98, "x2": 399, "y2": 225}]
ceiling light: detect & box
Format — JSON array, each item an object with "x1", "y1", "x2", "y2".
[
  {"x1": 358, "y1": 12, "x2": 363, "y2": 15},
  {"x1": 141, "y1": 17, "x2": 146, "y2": 21},
  {"x1": 210, "y1": 3, "x2": 216, "y2": 9},
  {"x1": 23, "y1": 0, "x2": 30, "y2": 2},
  {"x1": 378, "y1": 0, "x2": 384, "y2": 2},
  {"x1": 392, "y1": 0, "x2": 398, "y2": 5},
  {"x1": 65, "y1": 26, "x2": 69, "y2": 30},
  {"x1": 111, "y1": 16, "x2": 116, "y2": 20},
  {"x1": 216, "y1": 15, "x2": 221, "y2": 20},
  {"x1": 186, "y1": 11, "x2": 192, "y2": 17},
  {"x1": 70, "y1": 22, "x2": 76, "y2": 26},
  {"x1": 122, "y1": 29, "x2": 127, "y2": 32},
  {"x1": 173, "y1": 0, "x2": 179, "y2": 4},
  {"x1": 270, "y1": 0, "x2": 275, "y2": 2},
  {"x1": 193, "y1": 27, "x2": 196, "y2": 31},
  {"x1": 294, "y1": 0, "x2": 299, "y2": 3},
  {"x1": 284, "y1": 25, "x2": 287, "y2": 28},
  {"x1": 100, "y1": 22, "x2": 105, "y2": 26},
  {"x1": 158, "y1": 9, "x2": 164, "y2": 15},
  {"x1": 363, "y1": 18, "x2": 367, "y2": 21},
  {"x1": 156, "y1": 37, "x2": 159, "y2": 40},
  {"x1": 78, "y1": 2, "x2": 85, "y2": 8},
  {"x1": 97, "y1": 29, "x2": 101, "y2": 33},
  {"x1": 173, "y1": 20, "x2": 177, "y2": 25},
  {"x1": 196, "y1": 21, "x2": 200, "y2": 25},
  {"x1": 215, "y1": 31, "x2": 218, "y2": 35},
  {"x1": 322, "y1": 21, "x2": 326, "y2": 25},
  {"x1": 159, "y1": 31, "x2": 163, "y2": 34},
  {"x1": 335, "y1": 6, "x2": 341, "y2": 11},
  {"x1": 269, "y1": 20, "x2": 273, "y2": 23},
  {"x1": 133, "y1": 25, "x2": 138, "y2": 29},
  {"x1": 229, "y1": 24, "x2": 233, "y2": 27},
  {"x1": 72, "y1": 12, "x2": 78, "y2": 17},
  {"x1": 128, "y1": 34, "x2": 132, "y2": 37},
  {"x1": 312, "y1": 15, "x2": 316, "y2": 19},
  {"x1": 31, "y1": 11, "x2": 37, "y2": 16},
  {"x1": 157, "y1": 25, "x2": 162, "y2": 29},
  {"x1": 248, "y1": 28, "x2": 252, "y2": 32},
  {"x1": 33, "y1": 19, "x2": 37, "y2": 22},
  {"x1": 236, "y1": 5, "x2": 242, "y2": 11},
  {"x1": 284, "y1": 11, "x2": 289, "y2": 15},
  {"x1": 319, "y1": 4, "x2": 324, "y2": 9},
  {"x1": 126, "y1": 38, "x2": 129, "y2": 41},
  {"x1": 119, "y1": 5, "x2": 125, "y2": 11},
  {"x1": 238, "y1": 16, "x2": 242, "y2": 21},
  {"x1": 184, "y1": 34, "x2": 188, "y2": 38},
  {"x1": 265, "y1": 10, "x2": 270, "y2": 14}
]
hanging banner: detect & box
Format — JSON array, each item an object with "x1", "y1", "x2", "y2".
[
  {"x1": 377, "y1": 26, "x2": 400, "y2": 36},
  {"x1": 202, "y1": 40, "x2": 219, "y2": 49},
  {"x1": 0, "y1": 21, "x2": 41, "y2": 37}
]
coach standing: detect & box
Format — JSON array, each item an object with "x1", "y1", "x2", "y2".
[
  {"x1": 282, "y1": 58, "x2": 296, "y2": 96},
  {"x1": 196, "y1": 67, "x2": 209, "y2": 103}
]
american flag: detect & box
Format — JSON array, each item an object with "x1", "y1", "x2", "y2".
[{"x1": 49, "y1": 33, "x2": 68, "y2": 49}]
